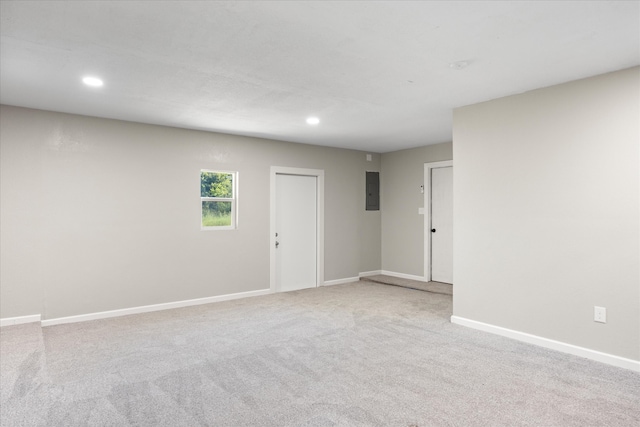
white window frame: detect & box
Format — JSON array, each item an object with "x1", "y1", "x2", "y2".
[{"x1": 200, "y1": 169, "x2": 238, "y2": 230}]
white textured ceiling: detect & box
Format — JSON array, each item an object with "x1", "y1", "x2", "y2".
[{"x1": 1, "y1": 1, "x2": 638, "y2": 153}]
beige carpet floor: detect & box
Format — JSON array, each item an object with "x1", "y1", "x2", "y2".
[{"x1": 1, "y1": 282, "x2": 638, "y2": 426}]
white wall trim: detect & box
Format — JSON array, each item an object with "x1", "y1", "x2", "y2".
[
  {"x1": 359, "y1": 270, "x2": 382, "y2": 277},
  {"x1": 42, "y1": 289, "x2": 272, "y2": 327},
  {"x1": 323, "y1": 277, "x2": 359, "y2": 286},
  {"x1": 424, "y1": 160, "x2": 453, "y2": 282},
  {"x1": 270, "y1": 166, "x2": 325, "y2": 293},
  {"x1": 380, "y1": 270, "x2": 427, "y2": 282},
  {"x1": 0, "y1": 314, "x2": 42, "y2": 327},
  {"x1": 451, "y1": 315, "x2": 640, "y2": 372}
]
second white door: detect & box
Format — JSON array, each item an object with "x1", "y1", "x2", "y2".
[
  {"x1": 431, "y1": 166, "x2": 453, "y2": 284},
  {"x1": 275, "y1": 174, "x2": 317, "y2": 292}
]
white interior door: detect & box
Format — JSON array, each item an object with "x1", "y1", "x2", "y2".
[
  {"x1": 275, "y1": 174, "x2": 317, "y2": 292},
  {"x1": 431, "y1": 166, "x2": 453, "y2": 284}
]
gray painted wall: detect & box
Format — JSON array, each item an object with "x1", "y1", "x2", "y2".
[
  {"x1": 380, "y1": 143, "x2": 453, "y2": 276},
  {"x1": 453, "y1": 67, "x2": 639, "y2": 361},
  {"x1": 0, "y1": 105, "x2": 381, "y2": 320}
]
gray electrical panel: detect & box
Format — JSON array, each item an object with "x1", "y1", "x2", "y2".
[{"x1": 366, "y1": 171, "x2": 379, "y2": 211}]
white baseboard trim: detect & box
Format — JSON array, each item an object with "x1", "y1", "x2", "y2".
[
  {"x1": 42, "y1": 289, "x2": 273, "y2": 327},
  {"x1": 0, "y1": 314, "x2": 42, "y2": 327},
  {"x1": 451, "y1": 315, "x2": 640, "y2": 372},
  {"x1": 359, "y1": 270, "x2": 382, "y2": 277},
  {"x1": 323, "y1": 277, "x2": 359, "y2": 286},
  {"x1": 380, "y1": 270, "x2": 427, "y2": 282}
]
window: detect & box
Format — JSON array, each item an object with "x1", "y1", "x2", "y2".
[{"x1": 201, "y1": 170, "x2": 237, "y2": 229}]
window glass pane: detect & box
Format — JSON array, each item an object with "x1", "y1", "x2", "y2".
[
  {"x1": 202, "y1": 201, "x2": 232, "y2": 227},
  {"x1": 200, "y1": 172, "x2": 233, "y2": 198}
]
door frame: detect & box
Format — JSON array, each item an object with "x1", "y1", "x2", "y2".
[
  {"x1": 424, "y1": 160, "x2": 453, "y2": 281},
  {"x1": 270, "y1": 166, "x2": 325, "y2": 292}
]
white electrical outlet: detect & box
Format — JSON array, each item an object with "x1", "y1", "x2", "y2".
[{"x1": 594, "y1": 306, "x2": 607, "y2": 323}]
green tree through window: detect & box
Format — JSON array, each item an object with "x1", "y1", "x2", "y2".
[{"x1": 201, "y1": 171, "x2": 236, "y2": 228}]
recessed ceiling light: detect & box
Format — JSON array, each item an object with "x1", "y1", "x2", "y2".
[
  {"x1": 82, "y1": 76, "x2": 104, "y2": 87},
  {"x1": 449, "y1": 61, "x2": 469, "y2": 70},
  {"x1": 306, "y1": 117, "x2": 320, "y2": 125}
]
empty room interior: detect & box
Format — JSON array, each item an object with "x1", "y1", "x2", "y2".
[{"x1": 1, "y1": 1, "x2": 639, "y2": 426}]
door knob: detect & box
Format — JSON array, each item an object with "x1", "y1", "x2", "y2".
[
  {"x1": 275, "y1": 241, "x2": 280, "y2": 248},
  {"x1": 431, "y1": 229, "x2": 436, "y2": 233}
]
